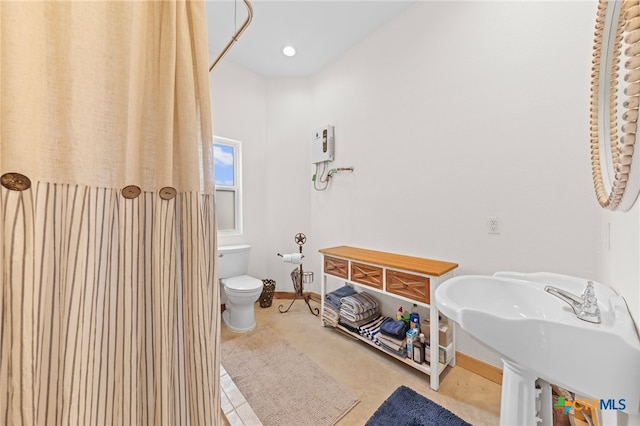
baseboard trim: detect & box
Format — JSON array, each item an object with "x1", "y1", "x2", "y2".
[
  {"x1": 219, "y1": 292, "x2": 321, "y2": 312},
  {"x1": 455, "y1": 352, "x2": 503, "y2": 385},
  {"x1": 274, "y1": 291, "x2": 321, "y2": 303}
]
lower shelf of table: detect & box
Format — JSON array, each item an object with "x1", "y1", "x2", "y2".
[{"x1": 333, "y1": 324, "x2": 451, "y2": 377}]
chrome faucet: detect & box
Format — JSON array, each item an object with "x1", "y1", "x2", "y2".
[{"x1": 544, "y1": 281, "x2": 601, "y2": 324}]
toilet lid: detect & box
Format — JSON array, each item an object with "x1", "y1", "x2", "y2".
[{"x1": 222, "y1": 275, "x2": 263, "y2": 292}]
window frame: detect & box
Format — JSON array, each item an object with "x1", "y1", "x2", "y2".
[{"x1": 214, "y1": 136, "x2": 243, "y2": 236}]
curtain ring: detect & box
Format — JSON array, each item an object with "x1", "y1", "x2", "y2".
[
  {"x1": 159, "y1": 186, "x2": 177, "y2": 200},
  {"x1": 122, "y1": 185, "x2": 141, "y2": 199},
  {"x1": 1, "y1": 172, "x2": 31, "y2": 191}
]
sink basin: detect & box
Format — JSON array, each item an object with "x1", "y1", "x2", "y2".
[{"x1": 436, "y1": 272, "x2": 640, "y2": 421}]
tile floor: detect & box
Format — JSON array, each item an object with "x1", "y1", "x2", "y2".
[
  {"x1": 220, "y1": 299, "x2": 501, "y2": 425},
  {"x1": 220, "y1": 364, "x2": 261, "y2": 426}
]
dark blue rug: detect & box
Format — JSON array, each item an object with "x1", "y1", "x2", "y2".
[{"x1": 366, "y1": 385, "x2": 472, "y2": 426}]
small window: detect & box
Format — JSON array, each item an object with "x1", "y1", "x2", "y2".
[{"x1": 214, "y1": 137, "x2": 242, "y2": 235}]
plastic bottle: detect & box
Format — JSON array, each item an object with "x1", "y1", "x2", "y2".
[
  {"x1": 410, "y1": 304, "x2": 420, "y2": 331},
  {"x1": 396, "y1": 306, "x2": 403, "y2": 321}
]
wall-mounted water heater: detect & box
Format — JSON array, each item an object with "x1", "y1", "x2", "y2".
[{"x1": 311, "y1": 125, "x2": 334, "y2": 164}]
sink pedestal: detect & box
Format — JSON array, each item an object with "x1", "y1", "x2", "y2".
[{"x1": 501, "y1": 361, "x2": 539, "y2": 426}]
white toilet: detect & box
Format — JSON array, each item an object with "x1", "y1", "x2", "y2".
[{"x1": 218, "y1": 244, "x2": 263, "y2": 332}]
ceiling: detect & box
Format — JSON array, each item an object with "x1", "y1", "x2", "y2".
[{"x1": 205, "y1": 1, "x2": 416, "y2": 77}]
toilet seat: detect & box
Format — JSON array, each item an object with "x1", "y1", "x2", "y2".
[{"x1": 222, "y1": 275, "x2": 263, "y2": 293}]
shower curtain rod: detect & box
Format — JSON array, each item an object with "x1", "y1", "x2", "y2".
[{"x1": 209, "y1": 0, "x2": 254, "y2": 72}]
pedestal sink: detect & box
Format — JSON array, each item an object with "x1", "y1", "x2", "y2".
[{"x1": 435, "y1": 272, "x2": 640, "y2": 426}]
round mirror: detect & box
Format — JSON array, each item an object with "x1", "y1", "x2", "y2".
[{"x1": 590, "y1": 0, "x2": 640, "y2": 211}]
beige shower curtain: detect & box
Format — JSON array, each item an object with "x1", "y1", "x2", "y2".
[{"x1": 0, "y1": 1, "x2": 220, "y2": 425}]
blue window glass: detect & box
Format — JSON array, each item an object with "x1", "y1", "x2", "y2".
[{"x1": 214, "y1": 143, "x2": 235, "y2": 187}]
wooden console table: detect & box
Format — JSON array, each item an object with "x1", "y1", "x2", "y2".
[{"x1": 319, "y1": 245, "x2": 458, "y2": 391}]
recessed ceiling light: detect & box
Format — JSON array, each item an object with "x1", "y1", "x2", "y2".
[{"x1": 282, "y1": 45, "x2": 296, "y2": 57}]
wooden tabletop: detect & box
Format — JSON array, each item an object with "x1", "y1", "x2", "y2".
[{"x1": 319, "y1": 245, "x2": 458, "y2": 277}]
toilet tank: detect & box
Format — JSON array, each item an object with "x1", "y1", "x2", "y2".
[{"x1": 218, "y1": 245, "x2": 251, "y2": 279}]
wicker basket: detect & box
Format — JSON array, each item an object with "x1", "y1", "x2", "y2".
[{"x1": 259, "y1": 279, "x2": 276, "y2": 308}]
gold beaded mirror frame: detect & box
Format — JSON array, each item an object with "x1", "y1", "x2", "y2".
[{"x1": 590, "y1": 0, "x2": 640, "y2": 211}]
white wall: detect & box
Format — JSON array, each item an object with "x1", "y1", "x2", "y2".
[
  {"x1": 307, "y1": 1, "x2": 600, "y2": 365},
  {"x1": 263, "y1": 78, "x2": 313, "y2": 292},
  {"x1": 209, "y1": 61, "x2": 270, "y2": 278},
  {"x1": 209, "y1": 1, "x2": 640, "y2": 368},
  {"x1": 210, "y1": 65, "x2": 315, "y2": 293},
  {"x1": 597, "y1": 202, "x2": 640, "y2": 425},
  {"x1": 599, "y1": 203, "x2": 640, "y2": 328}
]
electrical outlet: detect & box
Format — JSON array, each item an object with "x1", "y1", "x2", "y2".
[{"x1": 487, "y1": 216, "x2": 500, "y2": 234}]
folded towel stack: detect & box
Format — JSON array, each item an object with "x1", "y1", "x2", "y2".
[
  {"x1": 377, "y1": 318, "x2": 409, "y2": 357},
  {"x1": 377, "y1": 333, "x2": 406, "y2": 355},
  {"x1": 321, "y1": 304, "x2": 340, "y2": 327},
  {"x1": 325, "y1": 285, "x2": 357, "y2": 310},
  {"x1": 339, "y1": 292, "x2": 380, "y2": 329},
  {"x1": 357, "y1": 315, "x2": 387, "y2": 342},
  {"x1": 323, "y1": 289, "x2": 408, "y2": 358},
  {"x1": 339, "y1": 312, "x2": 381, "y2": 331},
  {"x1": 340, "y1": 292, "x2": 379, "y2": 314},
  {"x1": 322, "y1": 285, "x2": 357, "y2": 327},
  {"x1": 379, "y1": 317, "x2": 409, "y2": 339}
]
